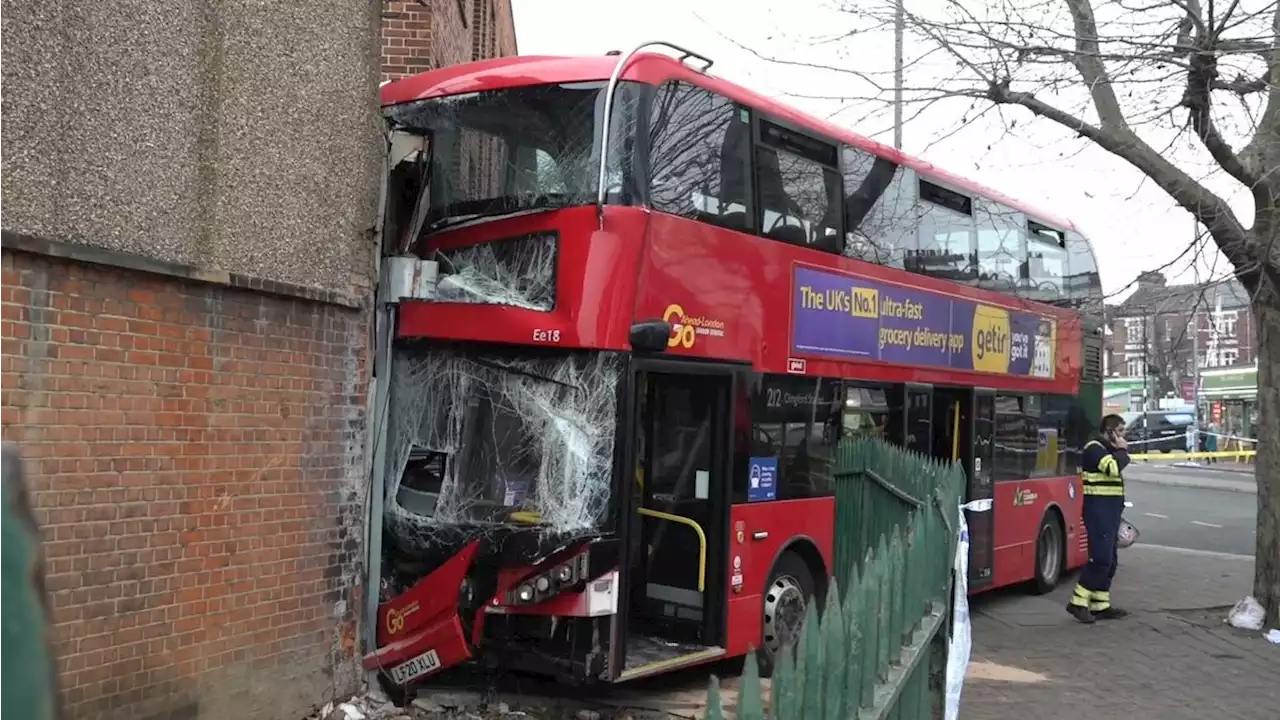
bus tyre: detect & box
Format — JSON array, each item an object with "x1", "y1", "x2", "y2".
[
  {"x1": 757, "y1": 551, "x2": 814, "y2": 678},
  {"x1": 1032, "y1": 512, "x2": 1064, "y2": 595}
]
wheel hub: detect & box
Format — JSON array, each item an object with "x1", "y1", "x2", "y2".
[{"x1": 762, "y1": 574, "x2": 806, "y2": 653}]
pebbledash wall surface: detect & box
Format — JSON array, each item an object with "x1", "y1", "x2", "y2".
[{"x1": 1, "y1": 2, "x2": 513, "y2": 718}]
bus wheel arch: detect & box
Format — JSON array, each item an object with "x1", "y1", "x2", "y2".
[
  {"x1": 757, "y1": 541, "x2": 826, "y2": 678},
  {"x1": 1032, "y1": 505, "x2": 1066, "y2": 594}
]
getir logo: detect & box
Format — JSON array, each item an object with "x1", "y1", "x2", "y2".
[
  {"x1": 971, "y1": 305, "x2": 1011, "y2": 374},
  {"x1": 663, "y1": 303, "x2": 726, "y2": 349}
]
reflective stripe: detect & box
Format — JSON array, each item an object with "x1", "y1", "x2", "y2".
[
  {"x1": 1098, "y1": 455, "x2": 1119, "y2": 475},
  {"x1": 1093, "y1": 590, "x2": 1111, "y2": 602},
  {"x1": 1070, "y1": 584, "x2": 1091, "y2": 607},
  {"x1": 1081, "y1": 471, "x2": 1124, "y2": 496},
  {"x1": 1084, "y1": 441, "x2": 1104, "y2": 450},
  {"x1": 1090, "y1": 600, "x2": 1111, "y2": 612}
]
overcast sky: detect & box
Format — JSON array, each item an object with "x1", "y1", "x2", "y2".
[{"x1": 511, "y1": 0, "x2": 1255, "y2": 299}]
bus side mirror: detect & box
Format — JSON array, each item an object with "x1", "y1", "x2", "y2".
[{"x1": 629, "y1": 321, "x2": 671, "y2": 353}]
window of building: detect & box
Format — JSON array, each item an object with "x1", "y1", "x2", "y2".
[
  {"x1": 746, "y1": 375, "x2": 840, "y2": 500},
  {"x1": 648, "y1": 82, "x2": 752, "y2": 233},
  {"x1": 755, "y1": 121, "x2": 842, "y2": 251},
  {"x1": 1126, "y1": 356, "x2": 1146, "y2": 376},
  {"x1": 1212, "y1": 310, "x2": 1238, "y2": 338},
  {"x1": 974, "y1": 199, "x2": 1023, "y2": 291},
  {"x1": 908, "y1": 179, "x2": 975, "y2": 281},
  {"x1": 1124, "y1": 318, "x2": 1144, "y2": 345}
]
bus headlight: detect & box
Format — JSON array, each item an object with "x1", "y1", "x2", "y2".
[
  {"x1": 553, "y1": 564, "x2": 574, "y2": 583},
  {"x1": 515, "y1": 584, "x2": 535, "y2": 603}
]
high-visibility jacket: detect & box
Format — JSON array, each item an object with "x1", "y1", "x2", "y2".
[{"x1": 1081, "y1": 438, "x2": 1129, "y2": 497}]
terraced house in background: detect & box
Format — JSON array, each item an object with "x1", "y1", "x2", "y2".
[
  {"x1": 0, "y1": 2, "x2": 514, "y2": 718},
  {"x1": 1103, "y1": 270, "x2": 1259, "y2": 436}
]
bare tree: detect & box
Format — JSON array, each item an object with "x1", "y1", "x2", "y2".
[{"x1": 741, "y1": 0, "x2": 1279, "y2": 623}]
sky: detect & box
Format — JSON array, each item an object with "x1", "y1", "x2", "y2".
[{"x1": 510, "y1": 0, "x2": 1259, "y2": 300}]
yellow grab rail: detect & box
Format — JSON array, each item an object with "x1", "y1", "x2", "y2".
[{"x1": 637, "y1": 507, "x2": 707, "y2": 592}]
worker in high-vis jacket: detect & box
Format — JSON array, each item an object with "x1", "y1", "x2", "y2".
[{"x1": 1067, "y1": 414, "x2": 1131, "y2": 623}]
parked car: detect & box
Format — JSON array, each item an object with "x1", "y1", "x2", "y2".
[{"x1": 1120, "y1": 411, "x2": 1196, "y2": 453}]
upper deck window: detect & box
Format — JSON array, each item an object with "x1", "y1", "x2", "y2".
[
  {"x1": 909, "y1": 179, "x2": 976, "y2": 282},
  {"x1": 384, "y1": 81, "x2": 642, "y2": 240},
  {"x1": 755, "y1": 121, "x2": 842, "y2": 252},
  {"x1": 647, "y1": 82, "x2": 752, "y2": 232},
  {"x1": 841, "y1": 145, "x2": 906, "y2": 267}
]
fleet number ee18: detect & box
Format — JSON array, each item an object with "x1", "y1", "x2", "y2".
[{"x1": 533, "y1": 329, "x2": 561, "y2": 343}]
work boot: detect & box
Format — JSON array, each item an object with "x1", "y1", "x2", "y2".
[
  {"x1": 1092, "y1": 606, "x2": 1129, "y2": 620},
  {"x1": 1066, "y1": 603, "x2": 1096, "y2": 624}
]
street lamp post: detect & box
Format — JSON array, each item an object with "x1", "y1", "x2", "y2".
[{"x1": 893, "y1": 0, "x2": 904, "y2": 149}]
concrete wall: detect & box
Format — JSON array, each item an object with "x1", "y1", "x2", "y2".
[
  {"x1": 1, "y1": 1, "x2": 382, "y2": 718},
  {"x1": 1, "y1": 0, "x2": 383, "y2": 295}
]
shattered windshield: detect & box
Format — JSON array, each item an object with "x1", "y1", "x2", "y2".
[
  {"x1": 384, "y1": 81, "x2": 640, "y2": 238},
  {"x1": 384, "y1": 344, "x2": 623, "y2": 552}
]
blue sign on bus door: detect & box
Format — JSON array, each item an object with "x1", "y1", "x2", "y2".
[{"x1": 747, "y1": 456, "x2": 778, "y2": 502}]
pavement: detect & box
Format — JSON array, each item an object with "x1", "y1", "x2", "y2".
[{"x1": 963, "y1": 544, "x2": 1279, "y2": 720}]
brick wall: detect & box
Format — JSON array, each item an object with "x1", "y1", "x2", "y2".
[
  {"x1": 1, "y1": 248, "x2": 367, "y2": 720},
  {"x1": 380, "y1": 0, "x2": 517, "y2": 83}
]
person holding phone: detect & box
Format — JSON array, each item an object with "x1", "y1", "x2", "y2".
[{"x1": 1067, "y1": 414, "x2": 1131, "y2": 624}]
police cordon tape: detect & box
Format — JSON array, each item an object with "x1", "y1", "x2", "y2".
[{"x1": 1128, "y1": 449, "x2": 1257, "y2": 461}]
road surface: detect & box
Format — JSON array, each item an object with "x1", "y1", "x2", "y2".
[{"x1": 1123, "y1": 464, "x2": 1257, "y2": 557}]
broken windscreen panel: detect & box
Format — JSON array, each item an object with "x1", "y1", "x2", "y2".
[
  {"x1": 383, "y1": 80, "x2": 643, "y2": 239},
  {"x1": 383, "y1": 344, "x2": 624, "y2": 553}
]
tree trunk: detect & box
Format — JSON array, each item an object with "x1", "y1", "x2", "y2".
[{"x1": 1254, "y1": 301, "x2": 1280, "y2": 628}]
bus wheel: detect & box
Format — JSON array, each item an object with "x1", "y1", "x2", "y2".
[
  {"x1": 1032, "y1": 512, "x2": 1064, "y2": 594},
  {"x1": 758, "y1": 552, "x2": 813, "y2": 677}
]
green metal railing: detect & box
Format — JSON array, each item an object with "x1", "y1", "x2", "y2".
[
  {"x1": 707, "y1": 440, "x2": 964, "y2": 720},
  {"x1": 2, "y1": 444, "x2": 60, "y2": 720}
]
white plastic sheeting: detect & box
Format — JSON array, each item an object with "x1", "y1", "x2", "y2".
[
  {"x1": 383, "y1": 345, "x2": 622, "y2": 553},
  {"x1": 944, "y1": 497, "x2": 993, "y2": 720}
]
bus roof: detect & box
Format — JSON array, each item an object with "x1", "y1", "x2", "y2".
[{"x1": 381, "y1": 52, "x2": 1083, "y2": 236}]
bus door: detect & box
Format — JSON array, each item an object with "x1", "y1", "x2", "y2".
[
  {"x1": 928, "y1": 386, "x2": 993, "y2": 589},
  {"x1": 616, "y1": 361, "x2": 732, "y2": 680},
  {"x1": 967, "y1": 389, "x2": 996, "y2": 589}
]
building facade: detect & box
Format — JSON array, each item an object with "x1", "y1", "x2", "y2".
[
  {"x1": 381, "y1": 0, "x2": 518, "y2": 82},
  {"x1": 1, "y1": 2, "x2": 516, "y2": 718},
  {"x1": 1103, "y1": 271, "x2": 1257, "y2": 430}
]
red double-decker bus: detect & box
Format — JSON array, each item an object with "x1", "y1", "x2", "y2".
[{"x1": 363, "y1": 42, "x2": 1105, "y2": 693}]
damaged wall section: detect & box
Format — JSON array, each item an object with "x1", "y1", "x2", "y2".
[{"x1": 383, "y1": 345, "x2": 623, "y2": 556}]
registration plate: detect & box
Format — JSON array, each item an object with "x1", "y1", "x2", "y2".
[{"x1": 389, "y1": 648, "x2": 441, "y2": 685}]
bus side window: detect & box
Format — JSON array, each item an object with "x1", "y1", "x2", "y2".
[
  {"x1": 841, "y1": 145, "x2": 907, "y2": 268},
  {"x1": 647, "y1": 81, "x2": 751, "y2": 233},
  {"x1": 755, "y1": 120, "x2": 843, "y2": 253}
]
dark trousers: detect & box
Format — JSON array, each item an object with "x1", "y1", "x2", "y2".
[{"x1": 1078, "y1": 496, "x2": 1124, "y2": 595}]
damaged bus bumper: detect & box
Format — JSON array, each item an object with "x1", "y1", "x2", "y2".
[{"x1": 364, "y1": 536, "x2": 618, "y2": 688}]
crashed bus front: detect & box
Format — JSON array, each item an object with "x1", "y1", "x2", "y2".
[
  {"x1": 364, "y1": 346, "x2": 626, "y2": 687},
  {"x1": 362, "y1": 55, "x2": 648, "y2": 691}
]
